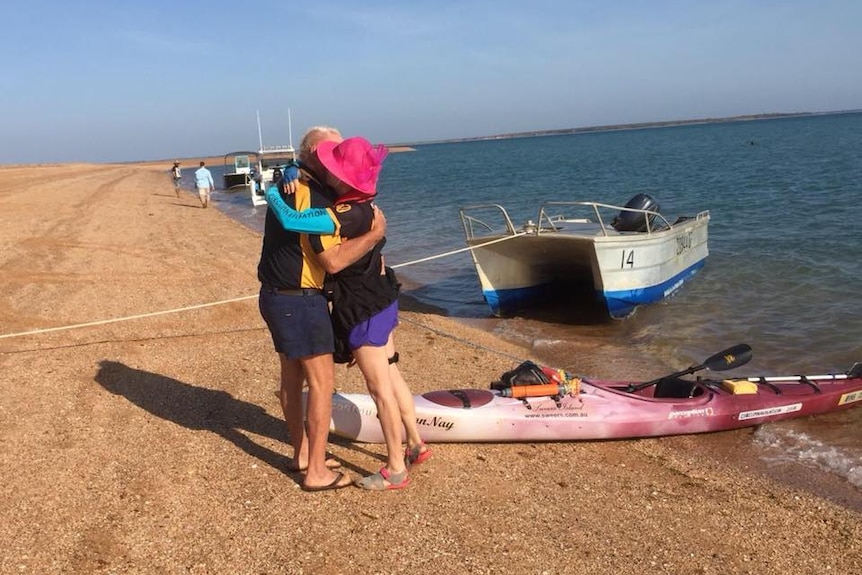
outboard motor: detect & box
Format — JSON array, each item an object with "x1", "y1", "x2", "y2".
[{"x1": 611, "y1": 193, "x2": 660, "y2": 232}]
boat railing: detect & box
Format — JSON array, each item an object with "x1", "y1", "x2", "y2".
[
  {"x1": 459, "y1": 204, "x2": 519, "y2": 239},
  {"x1": 538, "y1": 201, "x2": 674, "y2": 236},
  {"x1": 461, "y1": 200, "x2": 692, "y2": 240},
  {"x1": 259, "y1": 145, "x2": 296, "y2": 154}
]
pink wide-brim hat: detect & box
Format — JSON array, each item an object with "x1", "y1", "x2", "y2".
[{"x1": 316, "y1": 136, "x2": 389, "y2": 201}]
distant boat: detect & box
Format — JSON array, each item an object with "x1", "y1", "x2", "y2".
[
  {"x1": 249, "y1": 145, "x2": 296, "y2": 207},
  {"x1": 459, "y1": 194, "x2": 710, "y2": 318},
  {"x1": 249, "y1": 110, "x2": 296, "y2": 207},
  {"x1": 222, "y1": 151, "x2": 256, "y2": 190}
]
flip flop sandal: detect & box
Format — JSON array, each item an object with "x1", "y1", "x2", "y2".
[
  {"x1": 287, "y1": 457, "x2": 342, "y2": 473},
  {"x1": 356, "y1": 467, "x2": 410, "y2": 491},
  {"x1": 404, "y1": 444, "x2": 432, "y2": 468},
  {"x1": 301, "y1": 471, "x2": 352, "y2": 492}
]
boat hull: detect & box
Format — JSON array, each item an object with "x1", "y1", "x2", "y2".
[
  {"x1": 321, "y1": 373, "x2": 862, "y2": 443},
  {"x1": 250, "y1": 181, "x2": 267, "y2": 206},
  {"x1": 223, "y1": 173, "x2": 250, "y2": 190}
]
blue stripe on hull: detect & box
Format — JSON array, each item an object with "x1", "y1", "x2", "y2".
[
  {"x1": 604, "y1": 259, "x2": 706, "y2": 318},
  {"x1": 483, "y1": 259, "x2": 706, "y2": 318},
  {"x1": 482, "y1": 284, "x2": 550, "y2": 316}
]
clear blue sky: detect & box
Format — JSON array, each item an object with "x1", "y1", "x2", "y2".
[{"x1": 2, "y1": 0, "x2": 860, "y2": 164}]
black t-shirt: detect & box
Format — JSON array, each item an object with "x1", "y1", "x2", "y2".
[{"x1": 257, "y1": 177, "x2": 337, "y2": 289}]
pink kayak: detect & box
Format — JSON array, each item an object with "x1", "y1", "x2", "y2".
[{"x1": 324, "y1": 345, "x2": 862, "y2": 443}]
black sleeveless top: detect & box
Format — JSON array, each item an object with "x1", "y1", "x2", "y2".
[{"x1": 310, "y1": 200, "x2": 400, "y2": 362}]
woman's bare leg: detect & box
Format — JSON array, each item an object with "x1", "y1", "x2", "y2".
[{"x1": 353, "y1": 344, "x2": 407, "y2": 477}]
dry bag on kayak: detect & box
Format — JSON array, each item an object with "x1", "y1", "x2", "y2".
[
  {"x1": 492, "y1": 361, "x2": 563, "y2": 390},
  {"x1": 491, "y1": 361, "x2": 579, "y2": 399},
  {"x1": 491, "y1": 361, "x2": 548, "y2": 390}
]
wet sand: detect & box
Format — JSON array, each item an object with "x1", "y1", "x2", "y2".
[{"x1": 0, "y1": 162, "x2": 859, "y2": 574}]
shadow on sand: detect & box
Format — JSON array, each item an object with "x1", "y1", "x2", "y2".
[
  {"x1": 94, "y1": 360, "x2": 380, "y2": 477},
  {"x1": 94, "y1": 360, "x2": 297, "y2": 473}
]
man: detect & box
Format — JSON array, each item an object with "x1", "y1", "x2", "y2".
[
  {"x1": 257, "y1": 126, "x2": 386, "y2": 491},
  {"x1": 194, "y1": 161, "x2": 214, "y2": 208},
  {"x1": 171, "y1": 161, "x2": 182, "y2": 197}
]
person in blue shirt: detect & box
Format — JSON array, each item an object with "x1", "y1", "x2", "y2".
[{"x1": 193, "y1": 161, "x2": 214, "y2": 208}]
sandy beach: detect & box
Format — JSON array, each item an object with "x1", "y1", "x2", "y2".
[{"x1": 1, "y1": 162, "x2": 859, "y2": 574}]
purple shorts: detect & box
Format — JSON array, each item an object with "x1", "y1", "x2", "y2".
[{"x1": 347, "y1": 300, "x2": 399, "y2": 351}]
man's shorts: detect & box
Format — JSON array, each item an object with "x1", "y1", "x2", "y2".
[
  {"x1": 258, "y1": 287, "x2": 334, "y2": 358},
  {"x1": 347, "y1": 300, "x2": 399, "y2": 351}
]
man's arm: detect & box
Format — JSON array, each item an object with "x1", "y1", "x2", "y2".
[
  {"x1": 316, "y1": 207, "x2": 387, "y2": 274},
  {"x1": 265, "y1": 186, "x2": 337, "y2": 234}
]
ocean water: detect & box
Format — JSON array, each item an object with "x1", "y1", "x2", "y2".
[{"x1": 208, "y1": 112, "x2": 862, "y2": 497}]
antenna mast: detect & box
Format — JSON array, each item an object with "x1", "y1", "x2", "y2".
[
  {"x1": 288, "y1": 108, "x2": 294, "y2": 150},
  {"x1": 256, "y1": 110, "x2": 263, "y2": 150}
]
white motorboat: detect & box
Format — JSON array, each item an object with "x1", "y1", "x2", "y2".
[
  {"x1": 249, "y1": 145, "x2": 296, "y2": 206},
  {"x1": 222, "y1": 151, "x2": 256, "y2": 190},
  {"x1": 459, "y1": 194, "x2": 710, "y2": 318}
]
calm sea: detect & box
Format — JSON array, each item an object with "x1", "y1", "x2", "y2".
[{"x1": 208, "y1": 112, "x2": 862, "y2": 499}]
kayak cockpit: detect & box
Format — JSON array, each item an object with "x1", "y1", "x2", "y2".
[
  {"x1": 600, "y1": 379, "x2": 708, "y2": 400},
  {"x1": 653, "y1": 378, "x2": 707, "y2": 398}
]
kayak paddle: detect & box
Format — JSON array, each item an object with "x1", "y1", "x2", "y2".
[{"x1": 627, "y1": 343, "x2": 753, "y2": 392}]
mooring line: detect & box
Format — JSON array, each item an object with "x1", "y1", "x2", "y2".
[
  {"x1": 0, "y1": 233, "x2": 524, "y2": 341},
  {"x1": 391, "y1": 232, "x2": 525, "y2": 269},
  {"x1": 0, "y1": 295, "x2": 257, "y2": 340}
]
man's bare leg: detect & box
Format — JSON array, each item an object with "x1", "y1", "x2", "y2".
[
  {"x1": 278, "y1": 353, "x2": 309, "y2": 468},
  {"x1": 299, "y1": 353, "x2": 347, "y2": 489}
]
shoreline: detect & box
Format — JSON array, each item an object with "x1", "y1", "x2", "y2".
[{"x1": 0, "y1": 163, "x2": 858, "y2": 573}]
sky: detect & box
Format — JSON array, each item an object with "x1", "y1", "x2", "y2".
[{"x1": 2, "y1": 0, "x2": 860, "y2": 164}]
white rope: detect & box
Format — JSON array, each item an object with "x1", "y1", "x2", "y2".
[
  {"x1": 0, "y1": 295, "x2": 257, "y2": 340},
  {"x1": 0, "y1": 233, "x2": 525, "y2": 340},
  {"x1": 391, "y1": 232, "x2": 525, "y2": 269}
]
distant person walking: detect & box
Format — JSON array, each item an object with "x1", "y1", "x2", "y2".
[
  {"x1": 170, "y1": 161, "x2": 182, "y2": 197},
  {"x1": 194, "y1": 161, "x2": 214, "y2": 208}
]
